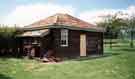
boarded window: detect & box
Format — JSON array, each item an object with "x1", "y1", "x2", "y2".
[{"x1": 60, "y1": 29, "x2": 68, "y2": 47}]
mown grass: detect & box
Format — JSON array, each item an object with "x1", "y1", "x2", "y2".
[{"x1": 0, "y1": 42, "x2": 135, "y2": 79}]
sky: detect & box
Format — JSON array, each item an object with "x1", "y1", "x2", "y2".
[{"x1": 0, "y1": 0, "x2": 135, "y2": 26}]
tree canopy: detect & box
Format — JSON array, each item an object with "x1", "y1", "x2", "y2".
[{"x1": 0, "y1": 25, "x2": 19, "y2": 38}]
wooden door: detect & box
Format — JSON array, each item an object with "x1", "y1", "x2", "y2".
[{"x1": 80, "y1": 34, "x2": 86, "y2": 56}]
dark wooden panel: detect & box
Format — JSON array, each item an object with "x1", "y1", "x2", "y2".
[
  {"x1": 86, "y1": 32, "x2": 103, "y2": 55},
  {"x1": 51, "y1": 29, "x2": 103, "y2": 58},
  {"x1": 18, "y1": 29, "x2": 103, "y2": 58},
  {"x1": 52, "y1": 29, "x2": 80, "y2": 58}
]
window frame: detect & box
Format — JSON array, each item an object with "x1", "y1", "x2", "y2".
[{"x1": 60, "y1": 29, "x2": 69, "y2": 47}]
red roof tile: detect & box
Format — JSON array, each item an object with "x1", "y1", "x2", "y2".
[{"x1": 25, "y1": 13, "x2": 104, "y2": 32}]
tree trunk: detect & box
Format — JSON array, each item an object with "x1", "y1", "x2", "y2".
[
  {"x1": 110, "y1": 33, "x2": 112, "y2": 48},
  {"x1": 130, "y1": 30, "x2": 134, "y2": 48},
  {"x1": 110, "y1": 38, "x2": 112, "y2": 48}
]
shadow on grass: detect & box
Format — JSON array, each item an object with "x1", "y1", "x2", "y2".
[
  {"x1": 106, "y1": 46, "x2": 135, "y2": 52},
  {"x1": 0, "y1": 74, "x2": 12, "y2": 79},
  {"x1": 0, "y1": 55, "x2": 23, "y2": 61},
  {"x1": 115, "y1": 48, "x2": 135, "y2": 52},
  {"x1": 65, "y1": 52, "x2": 121, "y2": 62}
]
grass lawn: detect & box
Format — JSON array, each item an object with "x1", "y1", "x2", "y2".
[{"x1": 0, "y1": 43, "x2": 135, "y2": 79}]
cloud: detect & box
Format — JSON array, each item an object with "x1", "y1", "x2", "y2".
[
  {"x1": 79, "y1": 5, "x2": 135, "y2": 24},
  {"x1": 79, "y1": 9, "x2": 116, "y2": 24},
  {"x1": 1, "y1": 3, "x2": 135, "y2": 26},
  {"x1": 1, "y1": 3, "x2": 75, "y2": 26}
]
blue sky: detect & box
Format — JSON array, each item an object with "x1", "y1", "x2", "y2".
[
  {"x1": 0, "y1": 0, "x2": 135, "y2": 26},
  {"x1": 0, "y1": 0, "x2": 134, "y2": 12}
]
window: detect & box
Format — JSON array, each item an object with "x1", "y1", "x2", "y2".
[{"x1": 60, "y1": 29, "x2": 68, "y2": 47}]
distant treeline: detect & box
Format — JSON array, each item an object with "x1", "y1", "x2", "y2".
[{"x1": 0, "y1": 26, "x2": 22, "y2": 57}]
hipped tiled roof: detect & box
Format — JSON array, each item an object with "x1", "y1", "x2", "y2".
[{"x1": 24, "y1": 13, "x2": 104, "y2": 32}]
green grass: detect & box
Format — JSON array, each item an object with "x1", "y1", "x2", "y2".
[{"x1": 0, "y1": 44, "x2": 135, "y2": 79}]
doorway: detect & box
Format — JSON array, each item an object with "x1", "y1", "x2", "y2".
[
  {"x1": 33, "y1": 45, "x2": 40, "y2": 57},
  {"x1": 80, "y1": 34, "x2": 86, "y2": 56}
]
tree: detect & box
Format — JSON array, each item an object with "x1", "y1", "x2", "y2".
[
  {"x1": 97, "y1": 12, "x2": 126, "y2": 48},
  {"x1": 0, "y1": 25, "x2": 18, "y2": 52},
  {"x1": 126, "y1": 16, "x2": 135, "y2": 48},
  {"x1": 0, "y1": 26, "x2": 17, "y2": 38}
]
